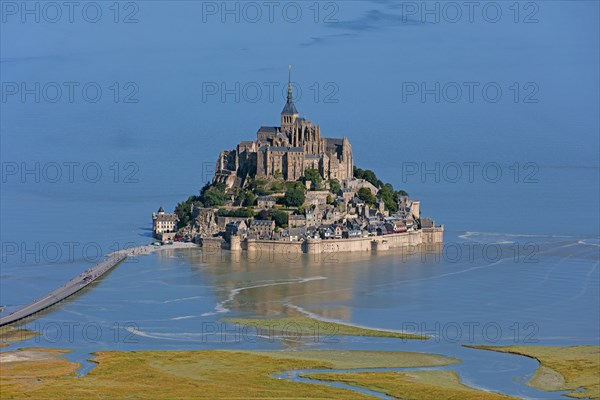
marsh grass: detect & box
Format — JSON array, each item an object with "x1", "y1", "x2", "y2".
[
  {"x1": 467, "y1": 345, "x2": 600, "y2": 399},
  {"x1": 3, "y1": 344, "x2": 597, "y2": 399},
  {"x1": 223, "y1": 315, "x2": 428, "y2": 340},
  {"x1": 302, "y1": 370, "x2": 517, "y2": 400},
  {"x1": 0, "y1": 349, "x2": 456, "y2": 399},
  {"x1": 240, "y1": 349, "x2": 458, "y2": 369},
  {"x1": 0, "y1": 327, "x2": 40, "y2": 347}
]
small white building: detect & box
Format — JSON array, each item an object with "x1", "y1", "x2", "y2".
[{"x1": 152, "y1": 207, "x2": 179, "y2": 240}]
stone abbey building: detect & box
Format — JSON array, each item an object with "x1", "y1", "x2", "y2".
[{"x1": 214, "y1": 72, "x2": 353, "y2": 188}]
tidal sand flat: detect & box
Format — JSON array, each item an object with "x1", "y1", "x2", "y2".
[
  {"x1": 0, "y1": 348, "x2": 469, "y2": 399},
  {"x1": 469, "y1": 345, "x2": 600, "y2": 399}
]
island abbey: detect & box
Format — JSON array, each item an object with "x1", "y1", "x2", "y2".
[
  {"x1": 213, "y1": 70, "x2": 353, "y2": 188},
  {"x1": 156, "y1": 69, "x2": 443, "y2": 253}
]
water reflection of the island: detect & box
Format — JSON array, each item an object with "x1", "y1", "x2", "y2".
[
  {"x1": 155, "y1": 232, "x2": 599, "y2": 348},
  {"x1": 175, "y1": 243, "x2": 440, "y2": 320}
]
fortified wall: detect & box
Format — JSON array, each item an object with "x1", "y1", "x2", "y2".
[{"x1": 199, "y1": 226, "x2": 443, "y2": 256}]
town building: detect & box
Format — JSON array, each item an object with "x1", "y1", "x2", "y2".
[
  {"x1": 288, "y1": 214, "x2": 306, "y2": 228},
  {"x1": 305, "y1": 191, "x2": 330, "y2": 207},
  {"x1": 249, "y1": 219, "x2": 276, "y2": 239},
  {"x1": 257, "y1": 196, "x2": 276, "y2": 209},
  {"x1": 225, "y1": 220, "x2": 247, "y2": 241}
]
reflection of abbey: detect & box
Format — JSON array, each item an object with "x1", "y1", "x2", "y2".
[{"x1": 214, "y1": 72, "x2": 353, "y2": 188}]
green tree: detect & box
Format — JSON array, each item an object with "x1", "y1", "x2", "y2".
[
  {"x1": 237, "y1": 208, "x2": 255, "y2": 218},
  {"x1": 353, "y1": 166, "x2": 382, "y2": 188},
  {"x1": 270, "y1": 180, "x2": 285, "y2": 193},
  {"x1": 283, "y1": 185, "x2": 306, "y2": 207},
  {"x1": 242, "y1": 191, "x2": 256, "y2": 207},
  {"x1": 329, "y1": 179, "x2": 341, "y2": 194},
  {"x1": 257, "y1": 209, "x2": 270, "y2": 220},
  {"x1": 353, "y1": 166, "x2": 364, "y2": 179},
  {"x1": 216, "y1": 208, "x2": 255, "y2": 218},
  {"x1": 198, "y1": 182, "x2": 227, "y2": 207},
  {"x1": 175, "y1": 200, "x2": 192, "y2": 229},
  {"x1": 379, "y1": 184, "x2": 398, "y2": 213},
  {"x1": 235, "y1": 190, "x2": 247, "y2": 207},
  {"x1": 248, "y1": 178, "x2": 270, "y2": 196},
  {"x1": 271, "y1": 209, "x2": 289, "y2": 228},
  {"x1": 203, "y1": 188, "x2": 226, "y2": 207},
  {"x1": 357, "y1": 187, "x2": 376, "y2": 205},
  {"x1": 174, "y1": 195, "x2": 200, "y2": 229},
  {"x1": 363, "y1": 170, "x2": 382, "y2": 188},
  {"x1": 303, "y1": 168, "x2": 323, "y2": 190}
]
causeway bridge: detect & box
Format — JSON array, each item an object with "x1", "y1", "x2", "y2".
[{"x1": 0, "y1": 253, "x2": 127, "y2": 327}]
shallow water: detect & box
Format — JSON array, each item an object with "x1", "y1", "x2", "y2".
[
  {"x1": 2, "y1": 229, "x2": 598, "y2": 398},
  {"x1": 276, "y1": 361, "x2": 570, "y2": 400}
]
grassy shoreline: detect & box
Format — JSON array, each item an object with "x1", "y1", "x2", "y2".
[
  {"x1": 0, "y1": 327, "x2": 40, "y2": 348},
  {"x1": 1, "y1": 348, "x2": 455, "y2": 399},
  {"x1": 223, "y1": 315, "x2": 429, "y2": 340},
  {"x1": 302, "y1": 370, "x2": 517, "y2": 400},
  {"x1": 3, "y1": 345, "x2": 598, "y2": 399},
  {"x1": 467, "y1": 345, "x2": 600, "y2": 399}
]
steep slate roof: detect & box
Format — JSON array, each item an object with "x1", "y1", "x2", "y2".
[
  {"x1": 294, "y1": 117, "x2": 313, "y2": 125},
  {"x1": 325, "y1": 138, "x2": 344, "y2": 147},
  {"x1": 287, "y1": 227, "x2": 306, "y2": 236},
  {"x1": 282, "y1": 100, "x2": 298, "y2": 115},
  {"x1": 155, "y1": 214, "x2": 178, "y2": 222},
  {"x1": 353, "y1": 196, "x2": 365, "y2": 204},
  {"x1": 226, "y1": 220, "x2": 246, "y2": 229},
  {"x1": 264, "y1": 146, "x2": 304, "y2": 153},
  {"x1": 251, "y1": 220, "x2": 275, "y2": 227},
  {"x1": 258, "y1": 126, "x2": 280, "y2": 133},
  {"x1": 257, "y1": 196, "x2": 276, "y2": 201},
  {"x1": 421, "y1": 218, "x2": 434, "y2": 228}
]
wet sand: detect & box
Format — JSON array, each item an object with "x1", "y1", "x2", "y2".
[{"x1": 109, "y1": 241, "x2": 198, "y2": 258}]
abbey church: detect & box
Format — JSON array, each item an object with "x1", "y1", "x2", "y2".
[{"x1": 214, "y1": 71, "x2": 354, "y2": 188}]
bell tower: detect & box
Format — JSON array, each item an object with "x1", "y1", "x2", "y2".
[{"x1": 281, "y1": 65, "x2": 298, "y2": 132}]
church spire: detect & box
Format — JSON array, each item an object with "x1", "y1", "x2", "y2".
[
  {"x1": 287, "y1": 64, "x2": 293, "y2": 103},
  {"x1": 281, "y1": 65, "x2": 298, "y2": 117}
]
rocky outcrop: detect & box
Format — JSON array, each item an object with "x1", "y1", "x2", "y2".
[{"x1": 191, "y1": 206, "x2": 220, "y2": 237}]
